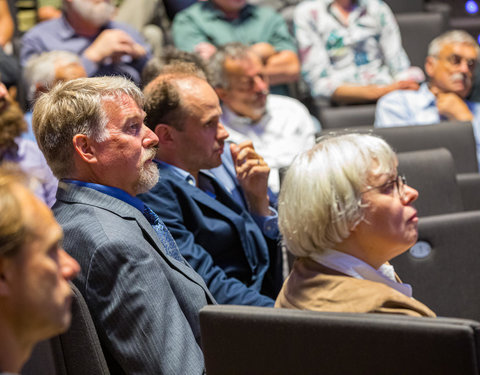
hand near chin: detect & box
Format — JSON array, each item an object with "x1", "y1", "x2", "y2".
[
  {"x1": 434, "y1": 91, "x2": 474, "y2": 121},
  {"x1": 84, "y1": 29, "x2": 146, "y2": 63},
  {"x1": 194, "y1": 42, "x2": 217, "y2": 61},
  {"x1": 230, "y1": 141, "x2": 271, "y2": 216}
]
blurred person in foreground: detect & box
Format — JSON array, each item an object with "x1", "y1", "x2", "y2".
[
  {"x1": 275, "y1": 133, "x2": 435, "y2": 317},
  {"x1": 0, "y1": 167, "x2": 80, "y2": 374}
]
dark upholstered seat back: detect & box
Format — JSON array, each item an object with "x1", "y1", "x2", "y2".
[
  {"x1": 21, "y1": 283, "x2": 110, "y2": 375},
  {"x1": 319, "y1": 122, "x2": 479, "y2": 173},
  {"x1": 397, "y1": 148, "x2": 464, "y2": 216},
  {"x1": 395, "y1": 11, "x2": 447, "y2": 68},
  {"x1": 200, "y1": 305, "x2": 480, "y2": 375},
  {"x1": 392, "y1": 211, "x2": 480, "y2": 321}
]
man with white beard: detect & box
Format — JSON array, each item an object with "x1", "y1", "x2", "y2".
[
  {"x1": 375, "y1": 30, "x2": 480, "y2": 167},
  {"x1": 33, "y1": 76, "x2": 214, "y2": 374},
  {"x1": 20, "y1": 0, "x2": 150, "y2": 85}
]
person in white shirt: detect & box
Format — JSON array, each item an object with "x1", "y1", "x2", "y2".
[
  {"x1": 275, "y1": 133, "x2": 435, "y2": 317},
  {"x1": 209, "y1": 42, "x2": 317, "y2": 193}
]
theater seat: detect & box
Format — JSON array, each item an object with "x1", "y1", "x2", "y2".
[
  {"x1": 397, "y1": 148, "x2": 464, "y2": 217},
  {"x1": 392, "y1": 210, "x2": 480, "y2": 321},
  {"x1": 200, "y1": 305, "x2": 480, "y2": 375},
  {"x1": 319, "y1": 121, "x2": 479, "y2": 173},
  {"x1": 21, "y1": 283, "x2": 110, "y2": 375}
]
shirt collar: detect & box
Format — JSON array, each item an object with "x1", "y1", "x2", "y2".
[
  {"x1": 59, "y1": 14, "x2": 113, "y2": 40},
  {"x1": 62, "y1": 179, "x2": 145, "y2": 212},
  {"x1": 155, "y1": 160, "x2": 196, "y2": 186},
  {"x1": 418, "y1": 82, "x2": 437, "y2": 110},
  {"x1": 205, "y1": 0, "x2": 253, "y2": 20},
  {"x1": 310, "y1": 248, "x2": 413, "y2": 297},
  {"x1": 220, "y1": 102, "x2": 270, "y2": 129}
]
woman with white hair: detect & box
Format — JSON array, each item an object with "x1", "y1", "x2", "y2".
[{"x1": 275, "y1": 133, "x2": 435, "y2": 317}]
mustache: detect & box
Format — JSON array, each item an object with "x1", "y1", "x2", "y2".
[
  {"x1": 143, "y1": 146, "x2": 158, "y2": 162},
  {"x1": 451, "y1": 72, "x2": 471, "y2": 84}
]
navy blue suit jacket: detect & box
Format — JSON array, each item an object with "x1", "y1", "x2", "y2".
[{"x1": 138, "y1": 162, "x2": 282, "y2": 306}]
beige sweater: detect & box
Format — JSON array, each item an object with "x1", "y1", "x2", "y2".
[{"x1": 275, "y1": 257, "x2": 436, "y2": 317}]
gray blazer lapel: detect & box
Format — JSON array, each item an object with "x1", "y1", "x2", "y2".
[{"x1": 56, "y1": 182, "x2": 215, "y2": 300}]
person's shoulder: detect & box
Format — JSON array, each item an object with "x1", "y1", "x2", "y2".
[
  {"x1": 108, "y1": 19, "x2": 140, "y2": 35},
  {"x1": 23, "y1": 16, "x2": 62, "y2": 37},
  {"x1": 294, "y1": 0, "x2": 325, "y2": 16},
  {"x1": 173, "y1": 1, "x2": 205, "y2": 20},
  {"x1": 268, "y1": 94, "x2": 307, "y2": 109}
]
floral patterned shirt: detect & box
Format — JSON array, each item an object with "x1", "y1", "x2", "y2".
[{"x1": 294, "y1": 0, "x2": 411, "y2": 99}]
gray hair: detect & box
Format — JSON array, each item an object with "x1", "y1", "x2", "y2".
[
  {"x1": 279, "y1": 133, "x2": 397, "y2": 258},
  {"x1": 428, "y1": 30, "x2": 480, "y2": 57},
  {"x1": 33, "y1": 76, "x2": 143, "y2": 179},
  {"x1": 23, "y1": 50, "x2": 82, "y2": 103},
  {"x1": 209, "y1": 42, "x2": 251, "y2": 89}
]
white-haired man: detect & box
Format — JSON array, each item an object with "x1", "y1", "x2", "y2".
[
  {"x1": 21, "y1": 0, "x2": 150, "y2": 85},
  {"x1": 33, "y1": 76, "x2": 214, "y2": 374},
  {"x1": 375, "y1": 30, "x2": 480, "y2": 167}
]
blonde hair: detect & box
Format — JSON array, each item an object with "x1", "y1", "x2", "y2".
[
  {"x1": 279, "y1": 133, "x2": 397, "y2": 257},
  {"x1": 0, "y1": 166, "x2": 28, "y2": 257},
  {"x1": 33, "y1": 76, "x2": 143, "y2": 179}
]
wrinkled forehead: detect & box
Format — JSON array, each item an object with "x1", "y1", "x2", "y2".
[
  {"x1": 366, "y1": 156, "x2": 398, "y2": 186},
  {"x1": 438, "y1": 42, "x2": 478, "y2": 59},
  {"x1": 54, "y1": 62, "x2": 87, "y2": 82},
  {"x1": 224, "y1": 53, "x2": 263, "y2": 79}
]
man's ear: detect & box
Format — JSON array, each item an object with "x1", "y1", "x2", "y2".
[
  {"x1": 425, "y1": 56, "x2": 436, "y2": 79},
  {"x1": 72, "y1": 134, "x2": 97, "y2": 164},
  {"x1": 154, "y1": 124, "x2": 175, "y2": 145},
  {"x1": 215, "y1": 87, "x2": 228, "y2": 102}
]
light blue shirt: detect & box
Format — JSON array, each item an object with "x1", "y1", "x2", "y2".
[
  {"x1": 375, "y1": 83, "x2": 480, "y2": 170},
  {"x1": 157, "y1": 159, "x2": 279, "y2": 239}
]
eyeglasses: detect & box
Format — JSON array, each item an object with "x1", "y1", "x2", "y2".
[
  {"x1": 439, "y1": 54, "x2": 477, "y2": 71},
  {"x1": 362, "y1": 175, "x2": 407, "y2": 200}
]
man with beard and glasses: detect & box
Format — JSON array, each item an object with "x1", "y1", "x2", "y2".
[
  {"x1": 33, "y1": 76, "x2": 215, "y2": 374},
  {"x1": 20, "y1": 0, "x2": 151, "y2": 86},
  {"x1": 375, "y1": 30, "x2": 480, "y2": 168},
  {"x1": 0, "y1": 82, "x2": 57, "y2": 206}
]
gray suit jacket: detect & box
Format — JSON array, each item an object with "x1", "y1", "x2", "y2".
[{"x1": 53, "y1": 182, "x2": 215, "y2": 374}]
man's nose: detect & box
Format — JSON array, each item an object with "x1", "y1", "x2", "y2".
[
  {"x1": 217, "y1": 121, "x2": 229, "y2": 140},
  {"x1": 142, "y1": 124, "x2": 159, "y2": 148},
  {"x1": 253, "y1": 75, "x2": 268, "y2": 93}
]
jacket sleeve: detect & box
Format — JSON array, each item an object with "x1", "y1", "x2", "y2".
[
  {"x1": 140, "y1": 182, "x2": 275, "y2": 307},
  {"x1": 85, "y1": 237, "x2": 206, "y2": 374}
]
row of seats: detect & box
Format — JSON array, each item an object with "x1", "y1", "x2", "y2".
[
  {"x1": 200, "y1": 117, "x2": 480, "y2": 374},
  {"x1": 23, "y1": 121, "x2": 480, "y2": 374}
]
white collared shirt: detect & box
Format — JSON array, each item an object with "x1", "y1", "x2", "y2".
[{"x1": 310, "y1": 248, "x2": 413, "y2": 297}]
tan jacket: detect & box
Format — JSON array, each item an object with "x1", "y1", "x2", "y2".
[{"x1": 275, "y1": 257, "x2": 436, "y2": 317}]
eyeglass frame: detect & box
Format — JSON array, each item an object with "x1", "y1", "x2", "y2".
[
  {"x1": 361, "y1": 174, "x2": 407, "y2": 200},
  {"x1": 434, "y1": 53, "x2": 477, "y2": 71}
]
